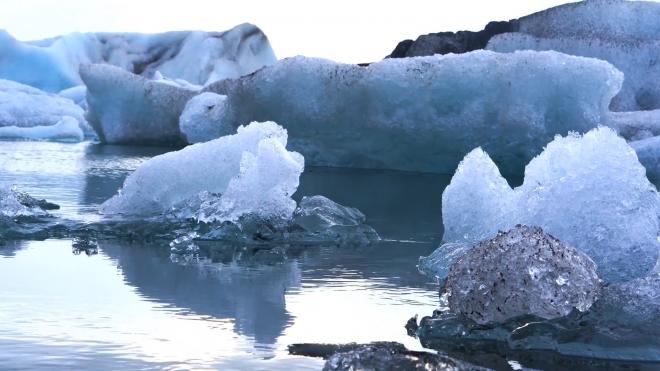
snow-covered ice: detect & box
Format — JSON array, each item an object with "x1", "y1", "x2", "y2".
[
  {"x1": 0, "y1": 24, "x2": 276, "y2": 92},
  {"x1": 179, "y1": 92, "x2": 230, "y2": 143},
  {"x1": 81, "y1": 64, "x2": 197, "y2": 145},
  {"x1": 205, "y1": 51, "x2": 621, "y2": 174},
  {"x1": 0, "y1": 79, "x2": 85, "y2": 129},
  {"x1": 101, "y1": 121, "x2": 304, "y2": 224},
  {"x1": 443, "y1": 225, "x2": 600, "y2": 324},
  {"x1": 0, "y1": 116, "x2": 84, "y2": 142},
  {"x1": 441, "y1": 127, "x2": 659, "y2": 283}
]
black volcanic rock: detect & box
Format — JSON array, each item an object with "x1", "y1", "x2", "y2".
[{"x1": 388, "y1": 20, "x2": 518, "y2": 58}]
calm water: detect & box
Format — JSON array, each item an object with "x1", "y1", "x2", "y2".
[{"x1": 0, "y1": 141, "x2": 451, "y2": 370}]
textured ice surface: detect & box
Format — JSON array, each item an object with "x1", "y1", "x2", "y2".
[
  {"x1": 444, "y1": 225, "x2": 600, "y2": 324},
  {"x1": 152, "y1": 71, "x2": 202, "y2": 91},
  {"x1": 608, "y1": 109, "x2": 660, "y2": 141},
  {"x1": 418, "y1": 242, "x2": 470, "y2": 280},
  {"x1": 0, "y1": 185, "x2": 58, "y2": 218},
  {"x1": 417, "y1": 273, "x2": 660, "y2": 362},
  {"x1": 288, "y1": 342, "x2": 484, "y2": 371},
  {"x1": 631, "y1": 136, "x2": 660, "y2": 185},
  {"x1": 0, "y1": 116, "x2": 83, "y2": 142},
  {"x1": 442, "y1": 127, "x2": 659, "y2": 283},
  {"x1": 179, "y1": 92, "x2": 230, "y2": 143},
  {"x1": 101, "y1": 121, "x2": 304, "y2": 224},
  {"x1": 0, "y1": 24, "x2": 276, "y2": 92},
  {"x1": 0, "y1": 79, "x2": 85, "y2": 129},
  {"x1": 487, "y1": 0, "x2": 660, "y2": 111},
  {"x1": 81, "y1": 64, "x2": 197, "y2": 145},
  {"x1": 205, "y1": 51, "x2": 621, "y2": 174}
]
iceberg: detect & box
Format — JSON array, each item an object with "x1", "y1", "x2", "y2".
[
  {"x1": 179, "y1": 92, "x2": 230, "y2": 143},
  {"x1": 204, "y1": 51, "x2": 621, "y2": 174},
  {"x1": 57, "y1": 85, "x2": 87, "y2": 108},
  {"x1": 0, "y1": 79, "x2": 85, "y2": 130},
  {"x1": 81, "y1": 64, "x2": 197, "y2": 145},
  {"x1": 443, "y1": 225, "x2": 600, "y2": 325},
  {"x1": 440, "y1": 127, "x2": 659, "y2": 283},
  {"x1": 631, "y1": 136, "x2": 660, "y2": 184},
  {"x1": 0, "y1": 116, "x2": 83, "y2": 142},
  {"x1": 0, "y1": 185, "x2": 58, "y2": 218},
  {"x1": 101, "y1": 121, "x2": 303, "y2": 223},
  {"x1": 0, "y1": 24, "x2": 276, "y2": 92}
]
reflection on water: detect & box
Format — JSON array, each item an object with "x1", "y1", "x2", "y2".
[{"x1": 0, "y1": 141, "x2": 443, "y2": 370}]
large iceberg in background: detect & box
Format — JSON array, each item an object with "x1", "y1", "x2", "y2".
[
  {"x1": 441, "y1": 127, "x2": 659, "y2": 283},
  {"x1": 101, "y1": 121, "x2": 304, "y2": 223},
  {"x1": 204, "y1": 51, "x2": 621, "y2": 174},
  {"x1": 487, "y1": 0, "x2": 660, "y2": 111},
  {"x1": 0, "y1": 23, "x2": 276, "y2": 92},
  {"x1": 179, "y1": 92, "x2": 230, "y2": 143},
  {"x1": 81, "y1": 64, "x2": 197, "y2": 145},
  {"x1": 0, "y1": 79, "x2": 85, "y2": 129}
]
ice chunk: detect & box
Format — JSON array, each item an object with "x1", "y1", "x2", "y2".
[
  {"x1": 441, "y1": 127, "x2": 659, "y2": 282},
  {"x1": 58, "y1": 85, "x2": 87, "y2": 109},
  {"x1": 101, "y1": 121, "x2": 303, "y2": 224},
  {"x1": 179, "y1": 92, "x2": 231, "y2": 143},
  {"x1": 631, "y1": 136, "x2": 660, "y2": 184},
  {"x1": 417, "y1": 242, "x2": 470, "y2": 280},
  {"x1": 0, "y1": 24, "x2": 276, "y2": 92},
  {"x1": 444, "y1": 225, "x2": 600, "y2": 324},
  {"x1": 205, "y1": 51, "x2": 622, "y2": 174},
  {"x1": 0, "y1": 79, "x2": 85, "y2": 129},
  {"x1": 488, "y1": 33, "x2": 660, "y2": 111},
  {"x1": 0, "y1": 185, "x2": 58, "y2": 218},
  {"x1": 81, "y1": 64, "x2": 197, "y2": 145},
  {"x1": 0, "y1": 116, "x2": 83, "y2": 142}
]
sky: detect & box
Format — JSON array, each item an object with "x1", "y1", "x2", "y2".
[{"x1": 0, "y1": 0, "x2": 581, "y2": 63}]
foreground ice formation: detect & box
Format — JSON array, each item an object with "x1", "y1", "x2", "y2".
[
  {"x1": 81, "y1": 64, "x2": 197, "y2": 145},
  {"x1": 440, "y1": 127, "x2": 659, "y2": 283},
  {"x1": 0, "y1": 79, "x2": 85, "y2": 130},
  {"x1": 204, "y1": 51, "x2": 621, "y2": 174},
  {"x1": 0, "y1": 185, "x2": 58, "y2": 219},
  {"x1": 0, "y1": 24, "x2": 276, "y2": 92},
  {"x1": 415, "y1": 273, "x2": 660, "y2": 363},
  {"x1": 179, "y1": 92, "x2": 229, "y2": 143},
  {"x1": 288, "y1": 342, "x2": 484, "y2": 371},
  {"x1": 101, "y1": 121, "x2": 303, "y2": 223},
  {"x1": 444, "y1": 225, "x2": 600, "y2": 324},
  {"x1": 0, "y1": 116, "x2": 84, "y2": 142}
]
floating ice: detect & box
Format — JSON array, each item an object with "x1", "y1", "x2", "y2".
[
  {"x1": 444, "y1": 225, "x2": 600, "y2": 324},
  {"x1": 416, "y1": 274, "x2": 660, "y2": 363},
  {"x1": 101, "y1": 121, "x2": 303, "y2": 224},
  {"x1": 205, "y1": 51, "x2": 621, "y2": 174},
  {"x1": 0, "y1": 185, "x2": 58, "y2": 218},
  {"x1": 179, "y1": 92, "x2": 230, "y2": 143},
  {"x1": 0, "y1": 24, "x2": 276, "y2": 92},
  {"x1": 81, "y1": 64, "x2": 197, "y2": 145},
  {"x1": 0, "y1": 79, "x2": 85, "y2": 129},
  {"x1": 487, "y1": 1, "x2": 660, "y2": 111},
  {"x1": 441, "y1": 127, "x2": 659, "y2": 283},
  {"x1": 0, "y1": 116, "x2": 83, "y2": 142}
]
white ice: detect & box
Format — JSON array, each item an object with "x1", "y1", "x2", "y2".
[
  {"x1": 0, "y1": 79, "x2": 85, "y2": 129},
  {"x1": 0, "y1": 116, "x2": 83, "y2": 142},
  {"x1": 0, "y1": 23, "x2": 276, "y2": 92},
  {"x1": 101, "y1": 121, "x2": 304, "y2": 224},
  {"x1": 441, "y1": 127, "x2": 659, "y2": 283},
  {"x1": 205, "y1": 50, "x2": 622, "y2": 174}
]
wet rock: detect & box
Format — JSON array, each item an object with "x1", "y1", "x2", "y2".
[
  {"x1": 445, "y1": 225, "x2": 600, "y2": 324},
  {"x1": 288, "y1": 341, "x2": 486, "y2": 370}
]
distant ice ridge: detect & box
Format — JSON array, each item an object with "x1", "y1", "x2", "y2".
[
  {"x1": 101, "y1": 121, "x2": 303, "y2": 224},
  {"x1": 0, "y1": 116, "x2": 83, "y2": 142},
  {"x1": 0, "y1": 79, "x2": 85, "y2": 130},
  {"x1": 433, "y1": 127, "x2": 659, "y2": 283},
  {"x1": 204, "y1": 51, "x2": 621, "y2": 174},
  {"x1": 487, "y1": 0, "x2": 660, "y2": 111},
  {"x1": 0, "y1": 23, "x2": 276, "y2": 92}
]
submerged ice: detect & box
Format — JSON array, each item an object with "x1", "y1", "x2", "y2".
[{"x1": 439, "y1": 127, "x2": 659, "y2": 283}]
